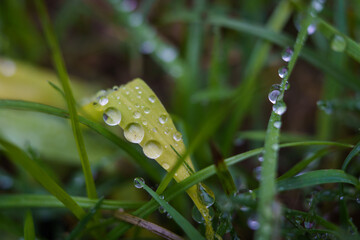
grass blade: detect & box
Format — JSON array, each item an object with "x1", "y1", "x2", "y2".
[
  {"x1": 342, "y1": 140, "x2": 360, "y2": 171},
  {"x1": 277, "y1": 170, "x2": 359, "y2": 191},
  {"x1": 114, "y1": 211, "x2": 183, "y2": 240},
  {"x1": 136, "y1": 178, "x2": 205, "y2": 240},
  {"x1": 34, "y1": 0, "x2": 97, "y2": 199},
  {"x1": 66, "y1": 197, "x2": 104, "y2": 240},
  {"x1": 0, "y1": 137, "x2": 86, "y2": 219},
  {"x1": 24, "y1": 210, "x2": 35, "y2": 240}
]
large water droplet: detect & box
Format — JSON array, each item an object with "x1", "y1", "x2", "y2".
[
  {"x1": 278, "y1": 66, "x2": 288, "y2": 79},
  {"x1": 148, "y1": 95, "x2": 156, "y2": 103},
  {"x1": 124, "y1": 123, "x2": 144, "y2": 143},
  {"x1": 143, "y1": 140, "x2": 163, "y2": 159},
  {"x1": 159, "y1": 114, "x2": 168, "y2": 124},
  {"x1": 173, "y1": 131, "x2": 182, "y2": 141},
  {"x1": 103, "y1": 107, "x2": 121, "y2": 126},
  {"x1": 274, "y1": 121, "x2": 282, "y2": 129},
  {"x1": 247, "y1": 215, "x2": 260, "y2": 230},
  {"x1": 133, "y1": 111, "x2": 141, "y2": 119},
  {"x1": 198, "y1": 184, "x2": 215, "y2": 208},
  {"x1": 191, "y1": 206, "x2": 215, "y2": 224},
  {"x1": 331, "y1": 35, "x2": 346, "y2": 52},
  {"x1": 134, "y1": 177, "x2": 144, "y2": 188},
  {"x1": 282, "y1": 47, "x2": 294, "y2": 62},
  {"x1": 273, "y1": 101, "x2": 287, "y2": 115},
  {"x1": 268, "y1": 84, "x2": 281, "y2": 104}
]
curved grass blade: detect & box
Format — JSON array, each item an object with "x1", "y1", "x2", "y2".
[
  {"x1": 342, "y1": 140, "x2": 360, "y2": 171},
  {"x1": 277, "y1": 170, "x2": 359, "y2": 191},
  {"x1": 0, "y1": 194, "x2": 144, "y2": 210},
  {"x1": 136, "y1": 178, "x2": 205, "y2": 240},
  {"x1": 0, "y1": 99, "x2": 161, "y2": 182},
  {"x1": 114, "y1": 211, "x2": 183, "y2": 240},
  {"x1": 24, "y1": 210, "x2": 35, "y2": 240},
  {"x1": 34, "y1": 0, "x2": 97, "y2": 199},
  {"x1": 66, "y1": 197, "x2": 104, "y2": 240},
  {"x1": 0, "y1": 137, "x2": 86, "y2": 219}
]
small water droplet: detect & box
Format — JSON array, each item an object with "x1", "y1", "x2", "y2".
[
  {"x1": 285, "y1": 81, "x2": 290, "y2": 90},
  {"x1": 99, "y1": 96, "x2": 109, "y2": 106},
  {"x1": 258, "y1": 156, "x2": 264, "y2": 163},
  {"x1": 247, "y1": 215, "x2": 260, "y2": 230},
  {"x1": 129, "y1": 13, "x2": 143, "y2": 27},
  {"x1": 140, "y1": 41, "x2": 156, "y2": 54},
  {"x1": 307, "y1": 23, "x2": 317, "y2": 35},
  {"x1": 312, "y1": 0, "x2": 325, "y2": 12},
  {"x1": 116, "y1": 96, "x2": 120, "y2": 100},
  {"x1": 144, "y1": 107, "x2": 150, "y2": 114},
  {"x1": 113, "y1": 86, "x2": 119, "y2": 91},
  {"x1": 158, "y1": 206, "x2": 166, "y2": 214},
  {"x1": 198, "y1": 184, "x2": 215, "y2": 208},
  {"x1": 273, "y1": 101, "x2": 287, "y2": 115},
  {"x1": 133, "y1": 111, "x2": 141, "y2": 119},
  {"x1": 134, "y1": 177, "x2": 144, "y2": 188},
  {"x1": 157, "y1": 47, "x2": 177, "y2": 62},
  {"x1": 124, "y1": 123, "x2": 144, "y2": 143},
  {"x1": 103, "y1": 107, "x2": 121, "y2": 126},
  {"x1": 142, "y1": 120, "x2": 148, "y2": 125},
  {"x1": 191, "y1": 206, "x2": 215, "y2": 224},
  {"x1": 268, "y1": 87, "x2": 281, "y2": 104},
  {"x1": 331, "y1": 35, "x2": 346, "y2": 52},
  {"x1": 278, "y1": 66, "x2": 288, "y2": 78},
  {"x1": 164, "y1": 127, "x2": 170, "y2": 135},
  {"x1": 356, "y1": 194, "x2": 360, "y2": 204},
  {"x1": 253, "y1": 166, "x2": 262, "y2": 181},
  {"x1": 166, "y1": 212, "x2": 173, "y2": 219},
  {"x1": 138, "y1": 90, "x2": 142, "y2": 94},
  {"x1": 274, "y1": 121, "x2": 282, "y2": 129},
  {"x1": 152, "y1": 127, "x2": 158, "y2": 132},
  {"x1": 173, "y1": 131, "x2": 182, "y2": 141},
  {"x1": 282, "y1": 47, "x2": 294, "y2": 62},
  {"x1": 159, "y1": 195, "x2": 165, "y2": 200},
  {"x1": 272, "y1": 143, "x2": 279, "y2": 151},
  {"x1": 135, "y1": 104, "x2": 140, "y2": 108},
  {"x1": 304, "y1": 220, "x2": 314, "y2": 229},
  {"x1": 126, "y1": 91, "x2": 130, "y2": 95},
  {"x1": 148, "y1": 95, "x2": 156, "y2": 103},
  {"x1": 162, "y1": 163, "x2": 170, "y2": 170},
  {"x1": 317, "y1": 100, "x2": 333, "y2": 114},
  {"x1": 143, "y1": 140, "x2": 163, "y2": 159},
  {"x1": 159, "y1": 114, "x2": 168, "y2": 124},
  {"x1": 135, "y1": 86, "x2": 139, "y2": 90}
]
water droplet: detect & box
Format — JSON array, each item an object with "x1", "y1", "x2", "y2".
[
  {"x1": 166, "y1": 212, "x2": 173, "y2": 219},
  {"x1": 304, "y1": 220, "x2": 314, "y2": 229},
  {"x1": 148, "y1": 95, "x2": 156, "y2": 103},
  {"x1": 133, "y1": 111, "x2": 141, "y2": 119},
  {"x1": 135, "y1": 104, "x2": 140, "y2": 108},
  {"x1": 142, "y1": 120, "x2": 148, "y2": 125},
  {"x1": 140, "y1": 41, "x2": 156, "y2": 54},
  {"x1": 159, "y1": 114, "x2": 168, "y2": 124},
  {"x1": 247, "y1": 215, "x2": 260, "y2": 230},
  {"x1": 278, "y1": 66, "x2": 288, "y2": 78},
  {"x1": 135, "y1": 86, "x2": 139, "y2": 90},
  {"x1": 134, "y1": 177, "x2": 144, "y2": 188},
  {"x1": 152, "y1": 127, "x2": 158, "y2": 132},
  {"x1": 331, "y1": 35, "x2": 346, "y2": 52},
  {"x1": 144, "y1": 107, "x2": 150, "y2": 114},
  {"x1": 113, "y1": 86, "x2": 119, "y2": 91},
  {"x1": 258, "y1": 156, "x2": 264, "y2": 163},
  {"x1": 157, "y1": 47, "x2": 177, "y2": 62},
  {"x1": 0, "y1": 175, "x2": 13, "y2": 190},
  {"x1": 158, "y1": 206, "x2": 166, "y2": 214},
  {"x1": 129, "y1": 13, "x2": 143, "y2": 27},
  {"x1": 173, "y1": 132, "x2": 182, "y2": 141},
  {"x1": 121, "y1": 0, "x2": 137, "y2": 12},
  {"x1": 126, "y1": 91, "x2": 130, "y2": 95},
  {"x1": 162, "y1": 163, "x2": 170, "y2": 170},
  {"x1": 282, "y1": 47, "x2": 294, "y2": 62},
  {"x1": 253, "y1": 166, "x2": 262, "y2": 181},
  {"x1": 317, "y1": 100, "x2": 333, "y2": 114},
  {"x1": 124, "y1": 123, "x2": 144, "y2": 143},
  {"x1": 164, "y1": 127, "x2": 170, "y2": 135},
  {"x1": 198, "y1": 184, "x2": 215, "y2": 208},
  {"x1": 312, "y1": 0, "x2": 325, "y2": 12},
  {"x1": 273, "y1": 101, "x2": 287, "y2": 115},
  {"x1": 356, "y1": 194, "x2": 360, "y2": 204},
  {"x1": 103, "y1": 107, "x2": 121, "y2": 126},
  {"x1": 274, "y1": 121, "x2": 282, "y2": 129},
  {"x1": 272, "y1": 143, "x2": 279, "y2": 151},
  {"x1": 191, "y1": 206, "x2": 215, "y2": 224},
  {"x1": 99, "y1": 96, "x2": 109, "y2": 106},
  {"x1": 307, "y1": 23, "x2": 317, "y2": 35},
  {"x1": 0, "y1": 59, "x2": 16, "y2": 77},
  {"x1": 268, "y1": 85, "x2": 281, "y2": 104},
  {"x1": 159, "y1": 195, "x2": 165, "y2": 200},
  {"x1": 285, "y1": 81, "x2": 290, "y2": 90},
  {"x1": 143, "y1": 140, "x2": 163, "y2": 159}
]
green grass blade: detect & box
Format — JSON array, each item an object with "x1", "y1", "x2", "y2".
[
  {"x1": 136, "y1": 178, "x2": 205, "y2": 240},
  {"x1": 342, "y1": 140, "x2": 360, "y2": 171},
  {"x1": 66, "y1": 197, "x2": 104, "y2": 240},
  {"x1": 0, "y1": 137, "x2": 86, "y2": 219},
  {"x1": 277, "y1": 170, "x2": 359, "y2": 191},
  {"x1": 0, "y1": 194, "x2": 143, "y2": 210},
  {"x1": 0, "y1": 99, "x2": 161, "y2": 182},
  {"x1": 108, "y1": 141, "x2": 352, "y2": 238},
  {"x1": 34, "y1": 0, "x2": 97, "y2": 199},
  {"x1": 24, "y1": 210, "x2": 35, "y2": 240}
]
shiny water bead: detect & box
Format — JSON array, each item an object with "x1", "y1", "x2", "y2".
[
  {"x1": 157, "y1": 47, "x2": 177, "y2": 62},
  {"x1": 278, "y1": 66, "x2": 288, "y2": 79},
  {"x1": 198, "y1": 184, "x2": 215, "y2": 208},
  {"x1": 113, "y1": 86, "x2": 119, "y2": 91},
  {"x1": 148, "y1": 95, "x2": 156, "y2": 103},
  {"x1": 140, "y1": 41, "x2": 156, "y2": 54},
  {"x1": 281, "y1": 47, "x2": 294, "y2": 62},
  {"x1": 159, "y1": 114, "x2": 168, "y2": 124},
  {"x1": 103, "y1": 107, "x2": 121, "y2": 126},
  {"x1": 273, "y1": 101, "x2": 287, "y2": 115},
  {"x1": 133, "y1": 111, "x2": 141, "y2": 119},
  {"x1": 312, "y1": 0, "x2": 325, "y2": 12},
  {"x1": 307, "y1": 23, "x2": 317, "y2": 35},
  {"x1": 143, "y1": 140, "x2": 163, "y2": 159},
  {"x1": 304, "y1": 221, "x2": 314, "y2": 229},
  {"x1": 144, "y1": 107, "x2": 150, "y2": 114},
  {"x1": 274, "y1": 121, "x2": 282, "y2": 129},
  {"x1": 98, "y1": 96, "x2": 108, "y2": 106},
  {"x1": 285, "y1": 81, "x2": 290, "y2": 90},
  {"x1": 124, "y1": 123, "x2": 144, "y2": 143},
  {"x1": 173, "y1": 131, "x2": 182, "y2": 141},
  {"x1": 158, "y1": 206, "x2": 166, "y2": 214},
  {"x1": 253, "y1": 166, "x2": 262, "y2": 181},
  {"x1": 129, "y1": 13, "x2": 143, "y2": 27},
  {"x1": 134, "y1": 177, "x2": 145, "y2": 188},
  {"x1": 162, "y1": 163, "x2": 170, "y2": 170},
  {"x1": 258, "y1": 156, "x2": 264, "y2": 163},
  {"x1": 268, "y1": 84, "x2": 281, "y2": 104},
  {"x1": 247, "y1": 215, "x2": 260, "y2": 230},
  {"x1": 192, "y1": 206, "x2": 215, "y2": 223},
  {"x1": 331, "y1": 35, "x2": 346, "y2": 52}
]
